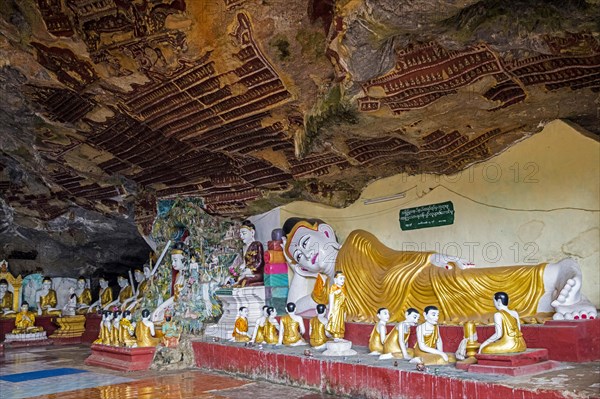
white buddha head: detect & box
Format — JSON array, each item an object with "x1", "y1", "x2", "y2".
[
  {"x1": 283, "y1": 218, "x2": 339, "y2": 278},
  {"x1": 77, "y1": 277, "x2": 86, "y2": 290},
  {"x1": 42, "y1": 278, "x2": 52, "y2": 290},
  {"x1": 239, "y1": 220, "x2": 256, "y2": 246},
  {"x1": 117, "y1": 276, "x2": 128, "y2": 288},
  {"x1": 377, "y1": 307, "x2": 390, "y2": 323},
  {"x1": 404, "y1": 308, "x2": 420, "y2": 326},
  {"x1": 143, "y1": 266, "x2": 152, "y2": 279},
  {"x1": 0, "y1": 279, "x2": 8, "y2": 296},
  {"x1": 134, "y1": 269, "x2": 144, "y2": 282},
  {"x1": 171, "y1": 249, "x2": 185, "y2": 271},
  {"x1": 333, "y1": 271, "x2": 346, "y2": 287},
  {"x1": 99, "y1": 278, "x2": 108, "y2": 289},
  {"x1": 424, "y1": 306, "x2": 440, "y2": 325}
]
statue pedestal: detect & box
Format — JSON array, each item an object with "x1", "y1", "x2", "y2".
[
  {"x1": 204, "y1": 286, "x2": 266, "y2": 339},
  {"x1": 85, "y1": 344, "x2": 157, "y2": 372},
  {"x1": 456, "y1": 348, "x2": 560, "y2": 376},
  {"x1": 322, "y1": 339, "x2": 357, "y2": 356},
  {"x1": 0, "y1": 318, "x2": 15, "y2": 341},
  {"x1": 4, "y1": 331, "x2": 53, "y2": 348},
  {"x1": 50, "y1": 315, "x2": 86, "y2": 344},
  {"x1": 81, "y1": 313, "x2": 102, "y2": 343}
]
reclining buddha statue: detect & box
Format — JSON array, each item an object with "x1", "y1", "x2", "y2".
[{"x1": 282, "y1": 217, "x2": 597, "y2": 324}]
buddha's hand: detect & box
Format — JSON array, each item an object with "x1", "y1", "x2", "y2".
[{"x1": 430, "y1": 254, "x2": 474, "y2": 270}]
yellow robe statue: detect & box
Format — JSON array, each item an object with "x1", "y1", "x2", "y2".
[
  {"x1": 0, "y1": 291, "x2": 14, "y2": 318},
  {"x1": 232, "y1": 317, "x2": 251, "y2": 342},
  {"x1": 93, "y1": 322, "x2": 106, "y2": 344},
  {"x1": 414, "y1": 324, "x2": 456, "y2": 365},
  {"x1": 311, "y1": 274, "x2": 329, "y2": 305},
  {"x1": 39, "y1": 290, "x2": 61, "y2": 316},
  {"x1": 382, "y1": 327, "x2": 414, "y2": 359},
  {"x1": 339, "y1": 231, "x2": 546, "y2": 324},
  {"x1": 326, "y1": 284, "x2": 347, "y2": 339},
  {"x1": 254, "y1": 323, "x2": 265, "y2": 344},
  {"x1": 118, "y1": 285, "x2": 133, "y2": 303},
  {"x1": 100, "y1": 287, "x2": 113, "y2": 308},
  {"x1": 263, "y1": 319, "x2": 278, "y2": 344},
  {"x1": 119, "y1": 319, "x2": 137, "y2": 347},
  {"x1": 13, "y1": 310, "x2": 42, "y2": 333},
  {"x1": 76, "y1": 289, "x2": 92, "y2": 315},
  {"x1": 309, "y1": 317, "x2": 328, "y2": 347},
  {"x1": 481, "y1": 310, "x2": 527, "y2": 354},
  {"x1": 369, "y1": 325, "x2": 385, "y2": 353},
  {"x1": 281, "y1": 315, "x2": 304, "y2": 345}
]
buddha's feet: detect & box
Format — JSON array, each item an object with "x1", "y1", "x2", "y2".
[
  {"x1": 552, "y1": 294, "x2": 597, "y2": 320},
  {"x1": 547, "y1": 259, "x2": 597, "y2": 320}
]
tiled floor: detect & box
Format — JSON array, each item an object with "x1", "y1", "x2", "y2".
[{"x1": 0, "y1": 345, "x2": 338, "y2": 399}]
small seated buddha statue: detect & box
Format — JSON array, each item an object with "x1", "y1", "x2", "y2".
[
  {"x1": 412, "y1": 306, "x2": 456, "y2": 365},
  {"x1": 380, "y1": 308, "x2": 420, "y2": 360},
  {"x1": 75, "y1": 277, "x2": 92, "y2": 315},
  {"x1": 135, "y1": 309, "x2": 160, "y2": 347},
  {"x1": 119, "y1": 310, "x2": 137, "y2": 348},
  {"x1": 62, "y1": 287, "x2": 77, "y2": 317},
  {"x1": 0, "y1": 279, "x2": 16, "y2": 318},
  {"x1": 263, "y1": 306, "x2": 280, "y2": 345},
  {"x1": 309, "y1": 304, "x2": 330, "y2": 350},
  {"x1": 369, "y1": 308, "x2": 390, "y2": 355},
  {"x1": 278, "y1": 302, "x2": 307, "y2": 346},
  {"x1": 12, "y1": 302, "x2": 43, "y2": 334},
  {"x1": 479, "y1": 292, "x2": 527, "y2": 354},
  {"x1": 250, "y1": 305, "x2": 269, "y2": 344},
  {"x1": 36, "y1": 277, "x2": 61, "y2": 316},
  {"x1": 231, "y1": 306, "x2": 251, "y2": 343}
]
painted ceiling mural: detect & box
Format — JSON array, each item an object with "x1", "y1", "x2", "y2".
[{"x1": 0, "y1": 0, "x2": 598, "y2": 274}]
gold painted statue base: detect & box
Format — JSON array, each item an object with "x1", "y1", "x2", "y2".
[{"x1": 50, "y1": 315, "x2": 86, "y2": 338}]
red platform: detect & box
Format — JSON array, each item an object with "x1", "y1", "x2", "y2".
[
  {"x1": 335, "y1": 318, "x2": 600, "y2": 362},
  {"x1": 193, "y1": 341, "x2": 579, "y2": 399},
  {"x1": 81, "y1": 313, "x2": 102, "y2": 344},
  {"x1": 456, "y1": 348, "x2": 561, "y2": 376},
  {"x1": 85, "y1": 344, "x2": 156, "y2": 372}
]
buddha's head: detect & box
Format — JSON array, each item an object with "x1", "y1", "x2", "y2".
[
  {"x1": 377, "y1": 307, "x2": 390, "y2": 323},
  {"x1": 267, "y1": 306, "x2": 276, "y2": 318},
  {"x1": 117, "y1": 276, "x2": 128, "y2": 288},
  {"x1": 77, "y1": 277, "x2": 86, "y2": 290},
  {"x1": 333, "y1": 271, "x2": 346, "y2": 287},
  {"x1": 405, "y1": 308, "x2": 420, "y2": 325},
  {"x1": 239, "y1": 220, "x2": 256, "y2": 246},
  {"x1": 21, "y1": 301, "x2": 29, "y2": 312},
  {"x1": 134, "y1": 269, "x2": 144, "y2": 282},
  {"x1": 42, "y1": 278, "x2": 52, "y2": 290},
  {"x1": 283, "y1": 218, "x2": 339, "y2": 278},
  {"x1": 424, "y1": 306, "x2": 440, "y2": 325},
  {"x1": 171, "y1": 249, "x2": 185, "y2": 271},
  {"x1": 99, "y1": 278, "x2": 108, "y2": 289},
  {"x1": 0, "y1": 279, "x2": 8, "y2": 295}
]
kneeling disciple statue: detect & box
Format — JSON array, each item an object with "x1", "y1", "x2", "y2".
[
  {"x1": 412, "y1": 306, "x2": 456, "y2": 365},
  {"x1": 263, "y1": 307, "x2": 280, "y2": 344},
  {"x1": 13, "y1": 302, "x2": 43, "y2": 333},
  {"x1": 231, "y1": 306, "x2": 251, "y2": 343},
  {"x1": 479, "y1": 292, "x2": 527, "y2": 354},
  {"x1": 250, "y1": 306, "x2": 269, "y2": 344},
  {"x1": 278, "y1": 302, "x2": 307, "y2": 346},
  {"x1": 136, "y1": 309, "x2": 160, "y2": 347},
  {"x1": 119, "y1": 310, "x2": 137, "y2": 348},
  {"x1": 369, "y1": 308, "x2": 390, "y2": 355},
  {"x1": 309, "y1": 304, "x2": 330, "y2": 350},
  {"x1": 380, "y1": 308, "x2": 420, "y2": 360}
]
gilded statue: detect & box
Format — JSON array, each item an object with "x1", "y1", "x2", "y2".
[
  {"x1": 479, "y1": 292, "x2": 527, "y2": 354},
  {"x1": 326, "y1": 271, "x2": 347, "y2": 340},
  {"x1": 12, "y1": 302, "x2": 43, "y2": 334},
  {"x1": 231, "y1": 306, "x2": 251, "y2": 343},
  {"x1": 89, "y1": 277, "x2": 113, "y2": 312},
  {"x1": 75, "y1": 277, "x2": 92, "y2": 315},
  {"x1": 35, "y1": 278, "x2": 61, "y2": 316},
  {"x1": 309, "y1": 304, "x2": 329, "y2": 349},
  {"x1": 379, "y1": 308, "x2": 420, "y2": 360},
  {"x1": 233, "y1": 220, "x2": 265, "y2": 287},
  {"x1": 277, "y1": 302, "x2": 307, "y2": 346},
  {"x1": 263, "y1": 306, "x2": 279, "y2": 344},
  {"x1": 0, "y1": 279, "x2": 15, "y2": 318},
  {"x1": 135, "y1": 309, "x2": 160, "y2": 347},
  {"x1": 250, "y1": 305, "x2": 269, "y2": 344},
  {"x1": 119, "y1": 310, "x2": 137, "y2": 348},
  {"x1": 282, "y1": 217, "x2": 597, "y2": 323},
  {"x1": 369, "y1": 308, "x2": 390, "y2": 355},
  {"x1": 413, "y1": 306, "x2": 456, "y2": 365}
]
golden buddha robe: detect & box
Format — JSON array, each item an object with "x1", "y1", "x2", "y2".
[
  {"x1": 311, "y1": 274, "x2": 329, "y2": 305},
  {"x1": 281, "y1": 315, "x2": 305, "y2": 345},
  {"x1": 382, "y1": 327, "x2": 414, "y2": 358},
  {"x1": 339, "y1": 230, "x2": 547, "y2": 324},
  {"x1": 254, "y1": 322, "x2": 265, "y2": 343},
  {"x1": 93, "y1": 322, "x2": 106, "y2": 344},
  {"x1": 137, "y1": 280, "x2": 149, "y2": 298},
  {"x1": 232, "y1": 317, "x2": 251, "y2": 342},
  {"x1": 76, "y1": 289, "x2": 92, "y2": 314},
  {"x1": 326, "y1": 284, "x2": 347, "y2": 339},
  {"x1": 111, "y1": 323, "x2": 121, "y2": 346},
  {"x1": 118, "y1": 285, "x2": 133, "y2": 303},
  {"x1": 100, "y1": 287, "x2": 113, "y2": 308},
  {"x1": 0, "y1": 291, "x2": 15, "y2": 318},
  {"x1": 135, "y1": 322, "x2": 160, "y2": 347},
  {"x1": 119, "y1": 319, "x2": 137, "y2": 347},
  {"x1": 309, "y1": 317, "x2": 328, "y2": 347},
  {"x1": 101, "y1": 322, "x2": 112, "y2": 345},
  {"x1": 369, "y1": 324, "x2": 385, "y2": 353},
  {"x1": 414, "y1": 324, "x2": 456, "y2": 365},
  {"x1": 13, "y1": 311, "x2": 42, "y2": 333},
  {"x1": 481, "y1": 310, "x2": 527, "y2": 354},
  {"x1": 39, "y1": 290, "x2": 61, "y2": 316},
  {"x1": 263, "y1": 319, "x2": 279, "y2": 344}
]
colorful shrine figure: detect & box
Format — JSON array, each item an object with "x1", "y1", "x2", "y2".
[
  {"x1": 111, "y1": 310, "x2": 122, "y2": 346},
  {"x1": 12, "y1": 302, "x2": 43, "y2": 334},
  {"x1": 231, "y1": 306, "x2": 251, "y2": 343},
  {"x1": 36, "y1": 278, "x2": 61, "y2": 316},
  {"x1": 479, "y1": 292, "x2": 527, "y2": 354},
  {"x1": 369, "y1": 308, "x2": 390, "y2": 355},
  {"x1": 119, "y1": 310, "x2": 137, "y2": 348},
  {"x1": 234, "y1": 220, "x2": 265, "y2": 287},
  {"x1": 151, "y1": 248, "x2": 187, "y2": 322},
  {"x1": 278, "y1": 302, "x2": 307, "y2": 346},
  {"x1": 250, "y1": 305, "x2": 269, "y2": 344},
  {"x1": 62, "y1": 287, "x2": 77, "y2": 317},
  {"x1": 281, "y1": 217, "x2": 596, "y2": 323},
  {"x1": 136, "y1": 309, "x2": 160, "y2": 347},
  {"x1": 263, "y1": 306, "x2": 280, "y2": 344},
  {"x1": 93, "y1": 311, "x2": 109, "y2": 344},
  {"x1": 90, "y1": 277, "x2": 113, "y2": 312},
  {"x1": 309, "y1": 304, "x2": 330, "y2": 350},
  {"x1": 380, "y1": 308, "x2": 420, "y2": 360},
  {"x1": 162, "y1": 312, "x2": 181, "y2": 348},
  {"x1": 326, "y1": 271, "x2": 347, "y2": 341},
  {"x1": 75, "y1": 277, "x2": 92, "y2": 314},
  {"x1": 0, "y1": 279, "x2": 15, "y2": 318},
  {"x1": 412, "y1": 306, "x2": 456, "y2": 365}
]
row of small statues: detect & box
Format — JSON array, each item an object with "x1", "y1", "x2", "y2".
[{"x1": 93, "y1": 309, "x2": 181, "y2": 348}]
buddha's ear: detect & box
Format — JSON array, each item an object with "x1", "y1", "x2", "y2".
[{"x1": 317, "y1": 223, "x2": 336, "y2": 241}]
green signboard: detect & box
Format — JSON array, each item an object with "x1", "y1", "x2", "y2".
[{"x1": 399, "y1": 201, "x2": 455, "y2": 231}]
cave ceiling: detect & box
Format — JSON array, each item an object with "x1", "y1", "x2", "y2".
[{"x1": 0, "y1": 0, "x2": 598, "y2": 274}]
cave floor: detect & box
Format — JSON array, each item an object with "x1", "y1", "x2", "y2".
[{"x1": 0, "y1": 344, "x2": 339, "y2": 399}]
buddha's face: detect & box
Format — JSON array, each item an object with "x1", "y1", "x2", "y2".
[
  {"x1": 42, "y1": 280, "x2": 52, "y2": 290},
  {"x1": 239, "y1": 227, "x2": 255, "y2": 246},
  {"x1": 144, "y1": 267, "x2": 151, "y2": 278},
  {"x1": 77, "y1": 279, "x2": 85, "y2": 289},
  {"x1": 425, "y1": 309, "x2": 439, "y2": 325},
  {"x1": 378, "y1": 308, "x2": 390, "y2": 322},
  {"x1": 171, "y1": 253, "x2": 185, "y2": 271},
  {"x1": 0, "y1": 284, "x2": 7, "y2": 295},
  {"x1": 405, "y1": 311, "x2": 420, "y2": 325},
  {"x1": 99, "y1": 279, "x2": 108, "y2": 289},
  {"x1": 134, "y1": 270, "x2": 144, "y2": 282},
  {"x1": 334, "y1": 274, "x2": 346, "y2": 287},
  {"x1": 286, "y1": 223, "x2": 338, "y2": 277},
  {"x1": 118, "y1": 277, "x2": 127, "y2": 288},
  {"x1": 21, "y1": 303, "x2": 29, "y2": 312}
]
